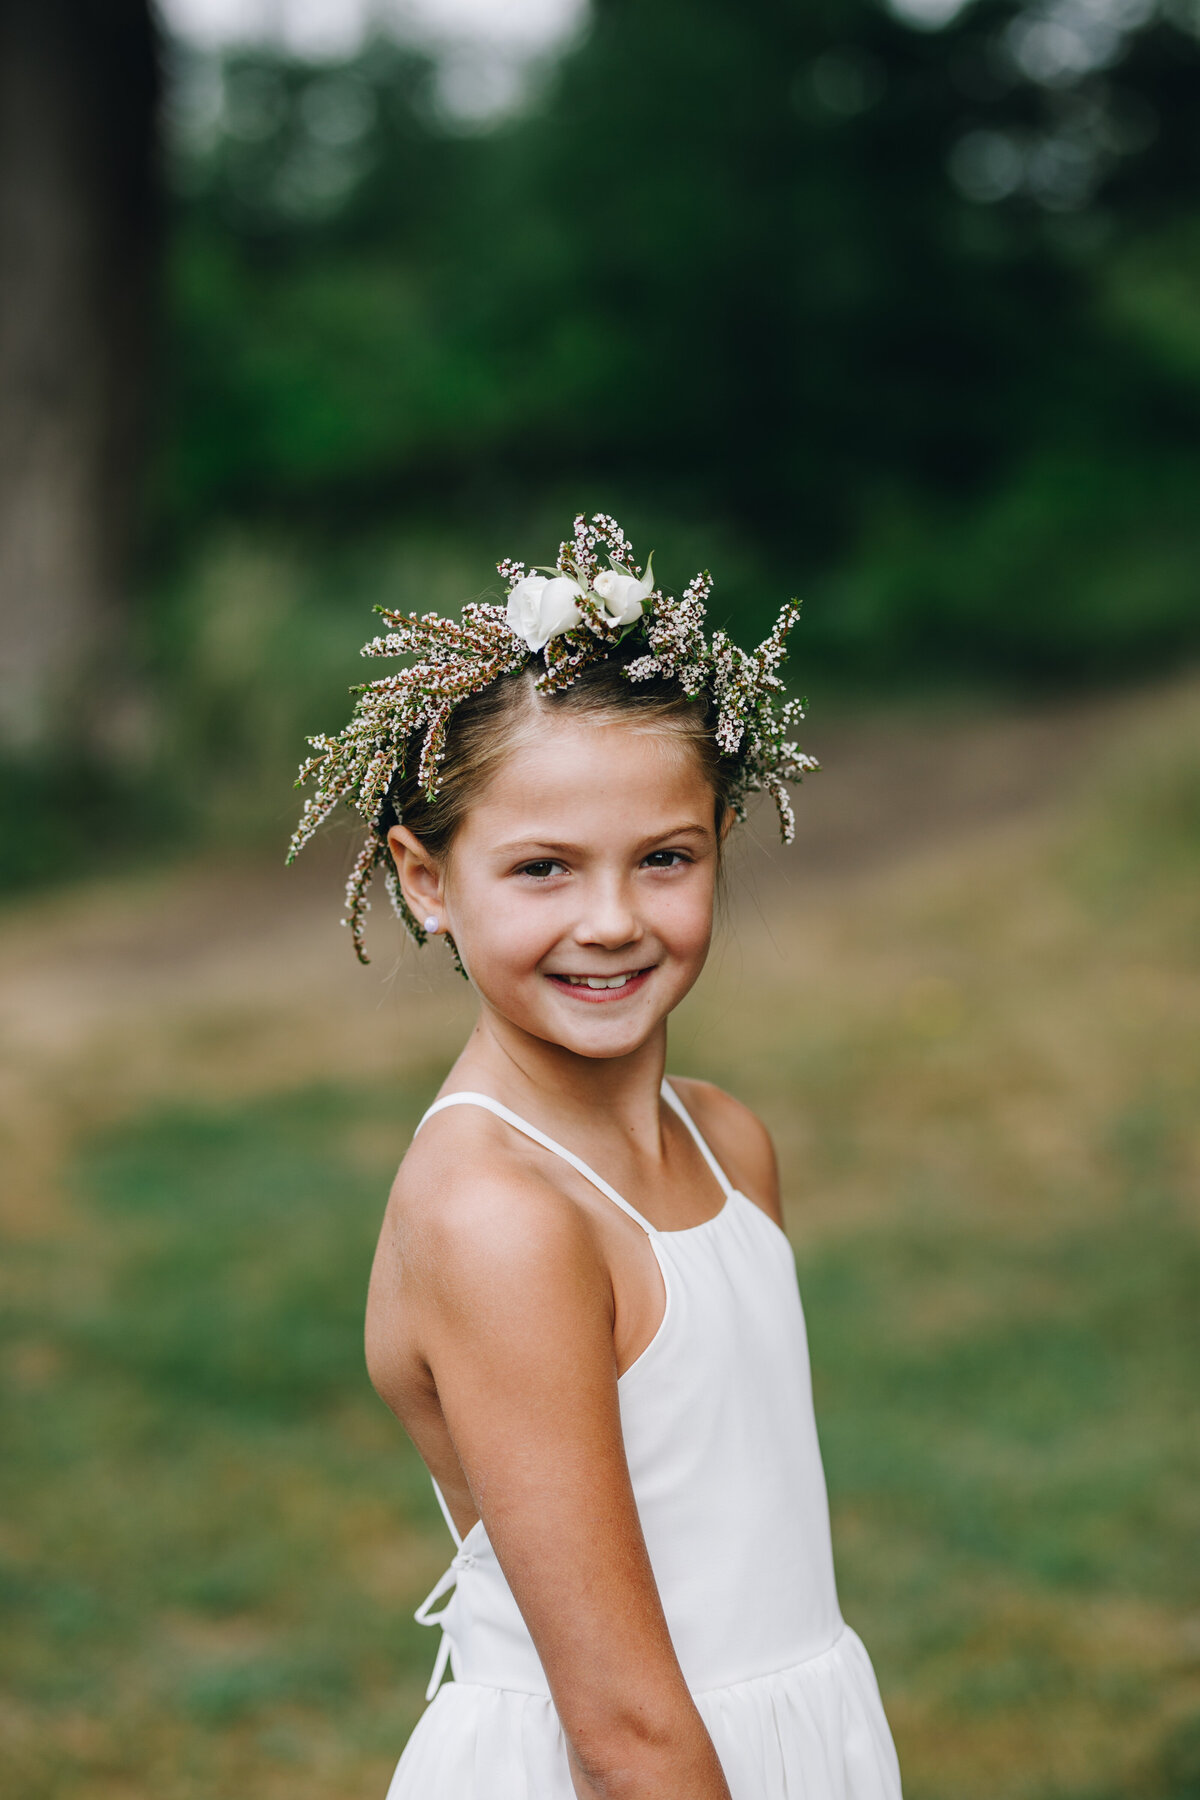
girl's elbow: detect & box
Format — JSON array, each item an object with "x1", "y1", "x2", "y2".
[{"x1": 564, "y1": 1695, "x2": 720, "y2": 1799}]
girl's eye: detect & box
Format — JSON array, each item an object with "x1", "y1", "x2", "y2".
[
  {"x1": 517, "y1": 860, "x2": 564, "y2": 880},
  {"x1": 643, "y1": 850, "x2": 691, "y2": 869}
]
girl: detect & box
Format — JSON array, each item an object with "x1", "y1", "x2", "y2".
[{"x1": 289, "y1": 514, "x2": 903, "y2": 1800}]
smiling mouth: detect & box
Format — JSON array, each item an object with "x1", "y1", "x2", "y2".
[{"x1": 546, "y1": 966, "x2": 655, "y2": 999}]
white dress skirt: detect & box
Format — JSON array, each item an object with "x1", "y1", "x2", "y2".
[{"x1": 386, "y1": 1083, "x2": 904, "y2": 1800}]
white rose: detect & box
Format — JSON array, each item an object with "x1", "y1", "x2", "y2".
[
  {"x1": 505, "y1": 573, "x2": 584, "y2": 651},
  {"x1": 592, "y1": 555, "x2": 654, "y2": 626}
]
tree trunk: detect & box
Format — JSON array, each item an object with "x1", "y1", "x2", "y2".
[{"x1": 0, "y1": 0, "x2": 159, "y2": 760}]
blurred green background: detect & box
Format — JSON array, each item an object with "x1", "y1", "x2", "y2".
[
  {"x1": 1, "y1": 1, "x2": 1198, "y2": 1795},
  {"x1": 5, "y1": 0, "x2": 1200, "y2": 885}
]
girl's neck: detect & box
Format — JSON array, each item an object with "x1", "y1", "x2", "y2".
[{"x1": 449, "y1": 1008, "x2": 670, "y2": 1151}]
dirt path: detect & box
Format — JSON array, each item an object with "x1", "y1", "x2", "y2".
[{"x1": 0, "y1": 676, "x2": 1177, "y2": 1230}]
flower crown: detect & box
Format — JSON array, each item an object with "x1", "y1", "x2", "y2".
[{"x1": 287, "y1": 512, "x2": 818, "y2": 963}]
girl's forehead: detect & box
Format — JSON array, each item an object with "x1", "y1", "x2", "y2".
[{"x1": 462, "y1": 716, "x2": 713, "y2": 834}]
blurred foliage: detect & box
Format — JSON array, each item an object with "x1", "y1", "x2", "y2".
[
  {"x1": 11, "y1": 0, "x2": 1200, "y2": 893},
  {"x1": 0, "y1": 749, "x2": 171, "y2": 892},
  {"x1": 152, "y1": 0, "x2": 1200, "y2": 678}
]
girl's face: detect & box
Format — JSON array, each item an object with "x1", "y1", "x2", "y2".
[{"x1": 394, "y1": 714, "x2": 724, "y2": 1062}]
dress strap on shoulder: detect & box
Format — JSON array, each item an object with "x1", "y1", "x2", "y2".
[
  {"x1": 660, "y1": 1080, "x2": 735, "y2": 1199},
  {"x1": 414, "y1": 1091, "x2": 657, "y2": 1235}
]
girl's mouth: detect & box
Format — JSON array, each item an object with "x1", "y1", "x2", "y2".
[{"x1": 545, "y1": 967, "x2": 655, "y2": 1003}]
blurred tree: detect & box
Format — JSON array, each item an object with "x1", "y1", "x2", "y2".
[
  {"x1": 157, "y1": 38, "x2": 475, "y2": 537},
  {"x1": 152, "y1": 0, "x2": 1200, "y2": 677},
  {"x1": 0, "y1": 0, "x2": 160, "y2": 759},
  {"x1": 450, "y1": 0, "x2": 1200, "y2": 660}
]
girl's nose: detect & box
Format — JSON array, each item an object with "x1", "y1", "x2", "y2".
[{"x1": 572, "y1": 880, "x2": 643, "y2": 950}]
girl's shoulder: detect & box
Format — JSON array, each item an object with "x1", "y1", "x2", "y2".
[
  {"x1": 388, "y1": 1097, "x2": 595, "y2": 1254},
  {"x1": 667, "y1": 1077, "x2": 783, "y2": 1225},
  {"x1": 383, "y1": 1097, "x2": 626, "y2": 1316},
  {"x1": 368, "y1": 1102, "x2": 608, "y2": 1375},
  {"x1": 366, "y1": 1102, "x2": 620, "y2": 1428}
]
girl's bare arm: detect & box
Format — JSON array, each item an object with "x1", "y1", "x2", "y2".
[{"x1": 386, "y1": 1165, "x2": 732, "y2": 1800}]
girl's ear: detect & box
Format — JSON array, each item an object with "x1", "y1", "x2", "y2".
[{"x1": 387, "y1": 825, "x2": 444, "y2": 922}]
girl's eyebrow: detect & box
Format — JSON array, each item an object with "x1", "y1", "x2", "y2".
[
  {"x1": 497, "y1": 822, "x2": 713, "y2": 857},
  {"x1": 636, "y1": 822, "x2": 713, "y2": 847}
]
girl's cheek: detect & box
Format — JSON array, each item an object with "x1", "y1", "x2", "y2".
[
  {"x1": 658, "y1": 880, "x2": 716, "y2": 947},
  {"x1": 469, "y1": 898, "x2": 559, "y2": 970}
]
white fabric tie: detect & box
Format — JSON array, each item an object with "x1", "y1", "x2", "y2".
[{"x1": 414, "y1": 1548, "x2": 475, "y2": 1701}]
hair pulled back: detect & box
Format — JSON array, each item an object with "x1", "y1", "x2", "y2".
[{"x1": 377, "y1": 635, "x2": 738, "y2": 861}]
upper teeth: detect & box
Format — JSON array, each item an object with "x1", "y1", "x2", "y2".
[{"x1": 564, "y1": 973, "x2": 636, "y2": 988}]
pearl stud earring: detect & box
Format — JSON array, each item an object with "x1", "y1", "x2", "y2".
[{"x1": 423, "y1": 915, "x2": 439, "y2": 934}]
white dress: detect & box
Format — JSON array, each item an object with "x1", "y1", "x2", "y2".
[{"x1": 385, "y1": 1081, "x2": 904, "y2": 1800}]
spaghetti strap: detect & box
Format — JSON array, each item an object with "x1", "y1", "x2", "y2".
[
  {"x1": 660, "y1": 1080, "x2": 735, "y2": 1199},
  {"x1": 414, "y1": 1091, "x2": 657, "y2": 1235},
  {"x1": 430, "y1": 1479, "x2": 462, "y2": 1550}
]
